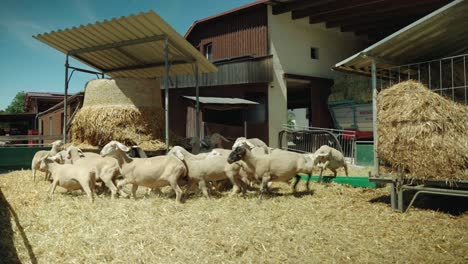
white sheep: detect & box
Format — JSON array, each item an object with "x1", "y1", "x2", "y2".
[
  {"x1": 169, "y1": 146, "x2": 245, "y2": 198},
  {"x1": 39, "y1": 155, "x2": 97, "y2": 202},
  {"x1": 31, "y1": 140, "x2": 64, "y2": 182},
  {"x1": 227, "y1": 146, "x2": 315, "y2": 201},
  {"x1": 232, "y1": 137, "x2": 270, "y2": 154},
  {"x1": 100, "y1": 141, "x2": 187, "y2": 203},
  {"x1": 205, "y1": 133, "x2": 230, "y2": 149},
  {"x1": 64, "y1": 146, "x2": 126, "y2": 199},
  {"x1": 313, "y1": 145, "x2": 348, "y2": 181}
]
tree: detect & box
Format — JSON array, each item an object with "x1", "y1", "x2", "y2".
[{"x1": 4, "y1": 91, "x2": 27, "y2": 114}]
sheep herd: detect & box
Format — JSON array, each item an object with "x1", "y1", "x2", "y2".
[{"x1": 31, "y1": 137, "x2": 348, "y2": 203}]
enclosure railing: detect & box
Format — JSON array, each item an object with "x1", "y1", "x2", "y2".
[
  {"x1": 0, "y1": 135, "x2": 65, "y2": 147},
  {"x1": 279, "y1": 125, "x2": 356, "y2": 163},
  {"x1": 378, "y1": 53, "x2": 467, "y2": 105}
]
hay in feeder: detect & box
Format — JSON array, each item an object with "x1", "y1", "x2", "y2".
[
  {"x1": 377, "y1": 80, "x2": 468, "y2": 181},
  {"x1": 71, "y1": 78, "x2": 166, "y2": 150}
]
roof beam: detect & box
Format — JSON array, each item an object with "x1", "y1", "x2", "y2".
[
  {"x1": 68, "y1": 34, "x2": 167, "y2": 55},
  {"x1": 103, "y1": 58, "x2": 194, "y2": 74},
  {"x1": 292, "y1": 0, "x2": 384, "y2": 20},
  {"x1": 326, "y1": 3, "x2": 441, "y2": 28},
  {"x1": 272, "y1": 0, "x2": 334, "y2": 15},
  {"x1": 303, "y1": 0, "x2": 449, "y2": 24},
  {"x1": 340, "y1": 19, "x2": 418, "y2": 33}
]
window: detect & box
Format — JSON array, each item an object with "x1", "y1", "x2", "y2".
[
  {"x1": 311, "y1": 47, "x2": 319, "y2": 60},
  {"x1": 204, "y1": 43, "x2": 213, "y2": 62}
]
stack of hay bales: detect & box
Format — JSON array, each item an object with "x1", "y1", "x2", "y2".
[
  {"x1": 377, "y1": 80, "x2": 468, "y2": 182},
  {"x1": 72, "y1": 78, "x2": 165, "y2": 150}
]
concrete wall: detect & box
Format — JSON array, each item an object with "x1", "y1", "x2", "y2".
[{"x1": 267, "y1": 6, "x2": 367, "y2": 147}]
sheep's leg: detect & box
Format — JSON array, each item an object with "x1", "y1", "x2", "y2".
[
  {"x1": 48, "y1": 179, "x2": 59, "y2": 199},
  {"x1": 225, "y1": 172, "x2": 241, "y2": 196},
  {"x1": 344, "y1": 163, "x2": 349, "y2": 176},
  {"x1": 80, "y1": 179, "x2": 94, "y2": 203},
  {"x1": 101, "y1": 176, "x2": 118, "y2": 199},
  {"x1": 198, "y1": 179, "x2": 210, "y2": 198},
  {"x1": 292, "y1": 175, "x2": 301, "y2": 192},
  {"x1": 319, "y1": 167, "x2": 324, "y2": 183},
  {"x1": 32, "y1": 169, "x2": 36, "y2": 183},
  {"x1": 332, "y1": 169, "x2": 337, "y2": 178},
  {"x1": 169, "y1": 180, "x2": 183, "y2": 203},
  {"x1": 131, "y1": 184, "x2": 138, "y2": 199},
  {"x1": 258, "y1": 174, "x2": 271, "y2": 202},
  {"x1": 306, "y1": 174, "x2": 311, "y2": 191},
  {"x1": 114, "y1": 178, "x2": 129, "y2": 198}
]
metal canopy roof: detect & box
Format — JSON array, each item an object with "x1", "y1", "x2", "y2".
[
  {"x1": 183, "y1": 96, "x2": 258, "y2": 105},
  {"x1": 334, "y1": 0, "x2": 468, "y2": 76},
  {"x1": 34, "y1": 10, "x2": 217, "y2": 78}
]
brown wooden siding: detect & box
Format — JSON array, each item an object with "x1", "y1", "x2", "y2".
[
  {"x1": 168, "y1": 56, "x2": 272, "y2": 88},
  {"x1": 187, "y1": 5, "x2": 268, "y2": 60}
]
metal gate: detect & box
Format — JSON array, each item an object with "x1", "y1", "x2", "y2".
[{"x1": 278, "y1": 125, "x2": 356, "y2": 163}]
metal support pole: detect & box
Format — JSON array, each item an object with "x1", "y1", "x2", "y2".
[
  {"x1": 63, "y1": 55, "x2": 69, "y2": 143},
  {"x1": 371, "y1": 58, "x2": 378, "y2": 176},
  {"x1": 194, "y1": 63, "x2": 200, "y2": 140},
  {"x1": 164, "y1": 37, "x2": 170, "y2": 151}
]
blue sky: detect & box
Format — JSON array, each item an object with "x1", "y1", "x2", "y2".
[{"x1": 0, "y1": 0, "x2": 254, "y2": 110}]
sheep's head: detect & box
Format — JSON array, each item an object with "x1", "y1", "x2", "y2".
[
  {"x1": 227, "y1": 146, "x2": 246, "y2": 164},
  {"x1": 66, "y1": 146, "x2": 84, "y2": 160},
  {"x1": 50, "y1": 140, "x2": 64, "y2": 150},
  {"x1": 232, "y1": 138, "x2": 254, "y2": 150},
  {"x1": 39, "y1": 154, "x2": 61, "y2": 170},
  {"x1": 100, "y1": 141, "x2": 130, "y2": 157}
]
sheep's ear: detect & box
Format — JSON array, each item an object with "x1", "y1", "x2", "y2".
[
  {"x1": 245, "y1": 140, "x2": 255, "y2": 149},
  {"x1": 116, "y1": 142, "x2": 130, "y2": 152},
  {"x1": 174, "y1": 150, "x2": 184, "y2": 161},
  {"x1": 77, "y1": 148, "x2": 85, "y2": 157},
  {"x1": 66, "y1": 149, "x2": 72, "y2": 159}
]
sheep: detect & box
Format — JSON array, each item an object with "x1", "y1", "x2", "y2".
[
  {"x1": 169, "y1": 146, "x2": 245, "y2": 198},
  {"x1": 313, "y1": 145, "x2": 348, "y2": 182},
  {"x1": 227, "y1": 146, "x2": 315, "y2": 201},
  {"x1": 39, "y1": 154, "x2": 97, "y2": 202},
  {"x1": 232, "y1": 137, "x2": 270, "y2": 154},
  {"x1": 31, "y1": 140, "x2": 64, "y2": 182},
  {"x1": 205, "y1": 133, "x2": 230, "y2": 149},
  {"x1": 64, "y1": 146, "x2": 126, "y2": 199},
  {"x1": 100, "y1": 141, "x2": 187, "y2": 203}
]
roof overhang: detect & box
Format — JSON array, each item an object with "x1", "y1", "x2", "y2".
[
  {"x1": 333, "y1": 0, "x2": 468, "y2": 76},
  {"x1": 34, "y1": 10, "x2": 217, "y2": 78},
  {"x1": 183, "y1": 96, "x2": 258, "y2": 111}
]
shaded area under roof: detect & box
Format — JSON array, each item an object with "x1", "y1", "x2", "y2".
[
  {"x1": 183, "y1": 96, "x2": 258, "y2": 105},
  {"x1": 34, "y1": 10, "x2": 217, "y2": 78},
  {"x1": 334, "y1": 0, "x2": 468, "y2": 76}
]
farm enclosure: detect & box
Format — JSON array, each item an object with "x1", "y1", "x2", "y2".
[{"x1": 0, "y1": 170, "x2": 467, "y2": 263}]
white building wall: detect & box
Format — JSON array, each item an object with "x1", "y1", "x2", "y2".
[{"x1": 267, "y1": 6, "x2": 367, "y2": 147}]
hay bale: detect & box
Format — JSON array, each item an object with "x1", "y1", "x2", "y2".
[
  {"x1": 377, "y1": 80, "x2": 468, "y2": 181},
  {"x1": 71, "y1": 78, "x2": 166, "y2": 149}
]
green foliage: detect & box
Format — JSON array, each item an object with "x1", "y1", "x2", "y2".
[
  {"x1": 4, "y1": 91, "x2": 27, "y2": 114},
  {"x1": 287, "y1": 111, "x2": 295, "y2": 126}
]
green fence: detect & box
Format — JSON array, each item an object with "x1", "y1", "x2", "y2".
[{"x1": 0, "y1": 147, "x2": 49, "y2": 171}]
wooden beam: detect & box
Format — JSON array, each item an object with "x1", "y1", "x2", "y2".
[
  {"x1": 306, "y1": 0, "x2": 449, "y2": 24},
  {"x1": 292, "y1": 0, "x2": 384, "y2": 20},
  {"x1": 272, "y1": 0, "x2": 334, "y2": 15},
  {"x1": 326, "y1": 3, "x2": 441, "y2": 28},
  {"x1": 340, "y1": 19, "x2": 418, "y2": 33},
  {"x1": 103, "y1": 59, "x2": 192, "y2": 73}
]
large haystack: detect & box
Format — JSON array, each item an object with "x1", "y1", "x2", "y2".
[
  {"x1": 72, "y1": 78, "x2": 166, "y2": 149},
  {"x1": 377, "y1": 80, "x2": 468, "y2": 181}
]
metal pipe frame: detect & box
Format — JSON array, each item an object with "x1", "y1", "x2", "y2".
[
  {"x1": 371, "y1": 58, "x2": 378, "y2": 176},
  {"x1": 401, "y1": 185, "x2": 468, "y2": 213},
  {"x1": 164, "y1": 37, "x2": 170, "y2": 151},
  {"x1": 194, "y1": 63, "x2": 200, "y2": 140}
]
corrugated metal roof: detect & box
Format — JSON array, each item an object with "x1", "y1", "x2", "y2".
[
  {"x1": 34, "y1": 10, "x2": 217, "y2": 78},
  {"x1": 334, "y1": 0, "x2": 468, "y2": 76},
  {"x1": 183, "y1": 96, "x2": 259, "y2": 105}
]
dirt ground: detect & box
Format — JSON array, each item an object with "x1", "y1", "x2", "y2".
[{"x1": 0, "y1": 170, "x2": 467, "y2": 263}]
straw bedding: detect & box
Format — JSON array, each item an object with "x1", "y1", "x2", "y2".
[
  {"x1": 377, "y1": 81, "x2": 468, "y2": 181},
  {"x1": 1, "y1": 170, "x2": 466, "y2": 263}
]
